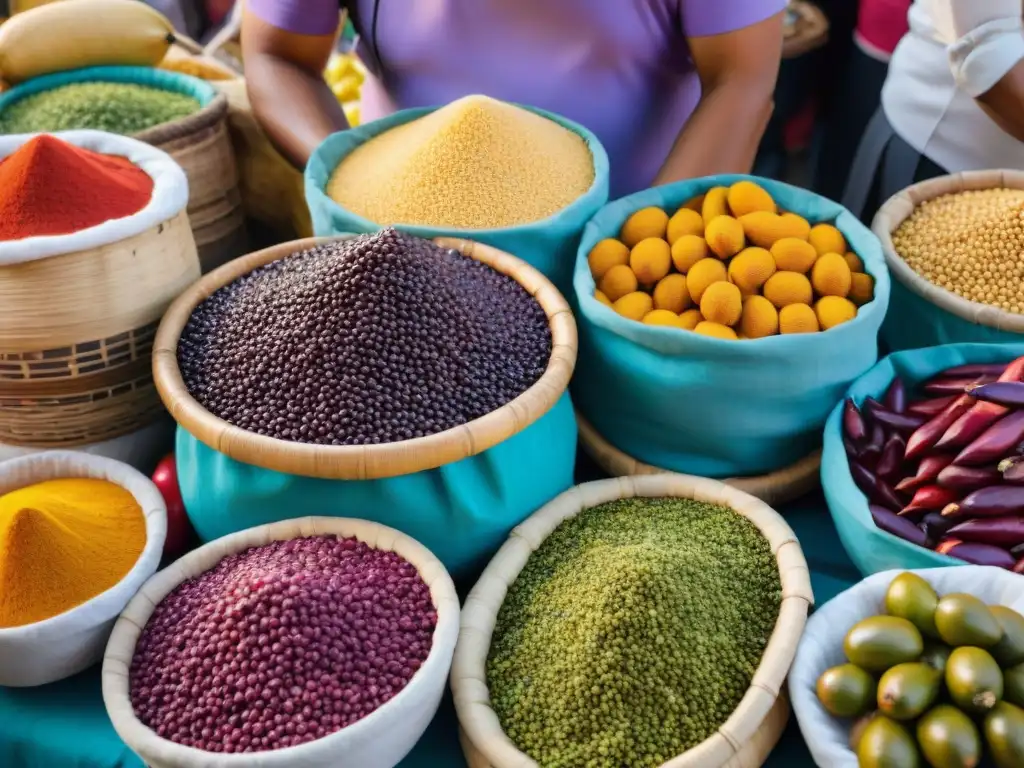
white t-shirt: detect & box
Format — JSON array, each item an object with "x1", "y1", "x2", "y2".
[{"x1": 882, "y1": 0, "x2": 1024, "y2": 173}]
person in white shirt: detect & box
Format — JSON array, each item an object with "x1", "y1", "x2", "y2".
[{"x1": 843, "y1": 0, "x2": 1024, "y2": 221}]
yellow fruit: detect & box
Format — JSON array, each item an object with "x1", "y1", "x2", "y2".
[
  {"x1": 682, "y1": 194, "x2": 705, "y2": 212},
  {"x1": 666, "y1": 207, "x2": 704, "y2": 244},
  {"x1": 779, "y1": 303, "x2": 820, "y2": 334},
  {"x1": 694, "y1": 321, "x2": 738, "y2": 340},
  {"x1": 652, "y1": 273, "x2": 691, "y2": 313},
  {"x1": 671, "y1": 235, "x2": 709, "y2": 273},
  {"x1": 740, "y1": 211, "x2": 811, "y2": 248},
  {"x1": 588, "y1": 238, "x2": 630, "y2": 280},
  {"x1": 702, "y1": 186, "x2": 729, "y2": 226},
  {"x1": 332, "y1": 76, "x2": 361, "y2": 103},
  {"x1": 850, "y1": 272, "x2": 876, "y2": 306},
  {"x1": 771, "y1": 237, "x2": 818, "y2": 273},
  {"x1": 678, "y1": 309, "x2": 703, "y2": 330},
  {"x1": 643, "y1": 309, "x2": 684, "y2": 328},
  {"x1": 686, "y1": 258, "x2": 728, "y2": 304},
  {"x1": 763, "y1": 271, "x2": 814, "y2": 308},
  {"x1": 613, "y1": 291, "x2": 653, "y2": 322},
  {"x1": 844, "y1": 251, "x2": 865, "y2": 273},
  {"x1": 620, "y1": 207, "x2": 669, "y2": 248},
  {"x1": 344, "y1": 105, "x2": 361, "y2": 127},
  {"x1": 809, "y1": 223, "x2": 847, "y2": 256},
  {"x1": 594, "y1": 290, "x2": 613, "y2": 307},
  {"x1": 728, "y1": 247, "x2": 776, "y2": 294},
  {"x1": 816, "y1": 296, "x2": 858, "y2": 330},
  {"x1": 598, "y1": 264, "x2": 638, "y2": 302},
  {"x1": 811, "y1": 252, "x2": 853, "y2": 297},
  {"x1": 705, "y1": 215, "x2": 745, "y2": 259},
  {"x1": 740, "y1": 295, "x2": 780, "y2": 339},
  {"x1": 630, "y1": 238, "x2": 671, "y2": 285},
  {"x1": 700, "y1": 281, "x2": 743, "y2": 327},
  {"x1": 727, "y1": 180, "x2": 776, "y2": 217}
]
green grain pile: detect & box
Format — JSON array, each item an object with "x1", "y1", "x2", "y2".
[
  {"x1": 0, "y1": 83, "x2": 201, "y2": 135},
  {"x1": 487, "y1": 497, "x2": 782, "y2": 768},
  {"x1": 327, "y1": 94, "x2": 594, "y2": 229}
]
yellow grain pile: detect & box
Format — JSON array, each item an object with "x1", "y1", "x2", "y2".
[
  {"x1": 892, "y1": 188, "x2": 1024, "y2": 313},
  {"x1": 327, "y1": 95, "x2": 594, "y2": 229}
]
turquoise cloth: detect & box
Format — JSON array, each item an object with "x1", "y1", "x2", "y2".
[
  {"x1": 882, "y1": 277, "x2": 1024, "y2": 351},
  {"x1": 304, "y1": 104, "x2": 610, "y2": 294},
  {"x1": 0, "y1": 491, "x2": 849, "y2": 768},
  {"x1": 176, "y1": 393, "x2": 577, "y2": 578},
  {"x1": 572, "y1": 176, "x2": 892, "y2": 477},
  {"x1": 822, "y1": 342, "x2": 1024, "y2": 576}
]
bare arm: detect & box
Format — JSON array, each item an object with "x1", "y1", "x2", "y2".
[
  {"x1": 977, "y1": 62, "x2": 1024, "y2": 142},
  {"x1": 652, "y1": 12, "x2": 784, "y2": 185},
  {"x1": 241, "y1": 9, "x2": 348, "y2": 168}
]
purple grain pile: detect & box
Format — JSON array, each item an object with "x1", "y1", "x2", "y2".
[{"x1": 130, "y1": 535, "x2": 437, "y2": 753}]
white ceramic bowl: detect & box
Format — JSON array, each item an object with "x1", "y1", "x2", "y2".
[
  {"x1": 102, "y1": 516, "x2": 460, "y2": 768},
  {"x1": 0, "y1": 450, "x2": 167, "y2": 686},
  {"x1": 789, "y1": 566, "x2": 1024, "y2": 767}
]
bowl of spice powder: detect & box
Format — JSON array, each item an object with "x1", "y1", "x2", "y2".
[
  {"x1": 102, "y1": 517, "x2": 459, "y2": 768},
  {"x1": 0, "y1": 450, "x2": 167, "y2": 687}
]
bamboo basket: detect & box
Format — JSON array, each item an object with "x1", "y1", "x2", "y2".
[
  {"x1": 152, "y1": 235, "x2": 576, "y2": 479},
  {"x1": 103, "y1": 516, "x2": 460, "y2": 768},
  {"x1": 452, "y1": 474, "x2": 814, "y2": 768},
  {"x1": 577, "y1": 413, "x2": 822, "y2": 507}
]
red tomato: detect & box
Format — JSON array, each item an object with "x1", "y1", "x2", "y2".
[{"x1": 151, "y1": 454, "x2": 195, "y2": 560}]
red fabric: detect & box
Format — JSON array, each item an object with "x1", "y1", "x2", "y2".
[
  {"x1": 205, "y1": 0, "x2": 234, "y2": 26},
  {"x1": 856, "y1": 0, "x2": 912, "y2": 56}
]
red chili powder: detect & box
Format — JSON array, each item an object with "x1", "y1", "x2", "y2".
[{"x1": 0, "y1": 134, "x2": 154, "y2": 242}]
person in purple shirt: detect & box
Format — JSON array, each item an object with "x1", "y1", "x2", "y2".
[{"x1": 243, "y1": 0, "x2": 786, "y2": 198}]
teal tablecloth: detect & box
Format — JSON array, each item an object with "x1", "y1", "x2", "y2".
[{"x1": 0, "y1": 484, "x2": 854, "y2": 768}]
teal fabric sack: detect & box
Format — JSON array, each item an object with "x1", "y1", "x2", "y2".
[
  {"x1": 305, "y1": 104, "x2": 610, "y2": 294},
  {"x1": 821, "y1": 342, "x2": 1024, "y2": 576},
  {"x1": 175, "y1": 393, "x2": 577, "y2": 578},
  {"x1": 573, "y1": 175, "x2": 891, "y2": 478}
]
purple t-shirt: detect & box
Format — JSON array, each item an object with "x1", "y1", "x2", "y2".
[{"x1": 249, "y1": 0, "x2": 785, "y2": 197}]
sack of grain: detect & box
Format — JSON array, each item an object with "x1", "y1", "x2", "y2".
[
  {"x1": 573, "y1": 175, "x2": 891, "y2": 478},
  {"x1": 305, "y1": 95, "x2": 609, "y2": 294}
]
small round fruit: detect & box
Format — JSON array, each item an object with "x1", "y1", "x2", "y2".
[
  {"x1": 705, "y1": 215, "x2": 745, "y2": 259},
  {"x1": 779, "y1": 303, "x2": 820, "y2": 334},
  {"x1": 630, "y1": 238, "x2": 671, "y2": 285},
  {"x1": 763, "y1": 271, "x2": 813, "y2": 308},
  {"x1": 693, "y1": 321, "x2": 737, "y2": 340},
  {"x1": 620, "y1": 206, "x2": 669, "y2": 247},
  {"x1": 612, "y1": 291, "x2": 654, "y2": 322},
  {"x1": 844, "y1": 251, "x2": 865, "y2": 272},
  {"x1": 588, "y1": 238, "x2": 630, "y2": 279},
  {"x1": 666, "y1": 207, "x2": 704, "y2": 244},
  {"x1": 700, "y1": 281, "x2": 742, "y2": 327},
  {"x1": 816, "y1": 664, "x2": 877, "y2": 718},
  {"x1": 809, "y1": 223, "x2": 847, "y2": 256},
  {"x1": 917, "y1": 705, "x2": 981, "y2": 768},
  {"x1": 771, "y1": 237, "x2": 818, "y2": 273},
  {"x1": 686, "y1": 258, "x2": 728, "y2": 304},
  {"x1": 850, "y1": 272, "x2": 876, "y2": 305},
  {"x1": 945, "y1": 646, "x2": 1004, "y2": 716},
  {"x1": 677, "y1": 309, "x2": 703, "y2": 330},
  {"x1": 594, "y1": 290, "x2": 613, "y2": 307},
  {"x1": 727, "y1": 247, "x2": 776, "y2": 294},
  {"x1": 811, "y1": 252, "x2": 853, "y2": 297},
  {"x1": 844, "y1": 616, "x2": 924, "y2": 672},
  {"x1": 597, "y1": 264, "x2": 638, "y2": 302},
  {"x1": 816, "y1": 296, "x2": 858, "y2": 331},
  {"x1": 642, "y1": 309, "x2": 683, "y2": 327},
  {"x1": 884, "y1": 572, "x2": 939, "y2": 639},
  {"x1": 671, "y1": 234, "x2": 709, "y2": 273},
  {"x1": 652, "y1": 273, "x2": 691, "y2": 313},
  {"x1": 739, "y1": 295, "x2": 779, "y2": 339}
]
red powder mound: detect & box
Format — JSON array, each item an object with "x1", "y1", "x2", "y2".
[{"x1": 0, "y1": 134, "x2": 155, "y2": 242}]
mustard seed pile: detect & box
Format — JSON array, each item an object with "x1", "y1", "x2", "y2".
[
  {"x1": 178, "y1": 229, "x2": 551, "y2": 445},
  {"x1": 129, "y1": 535, "x2": 436, "y2": 753},
  {"x1": 327, "y1": 95, "x2": 594, "y2": 229},
  {"x1": 892, "y1": 188, "x2": 1024, "y2": 313},
  {"x1": 487, "y1": 497, "x2": 782, "y2": 767}
]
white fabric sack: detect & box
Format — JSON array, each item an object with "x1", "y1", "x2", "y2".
[
  {"x1": 789, "y1": 566, "x2": 1024, "y2": 768},
  {"x1": 0, "y1": 130, "x2": 189, "y2": 266},
  {"x1": 0, "y1": 451, "x2": 167, "y2": 687}
]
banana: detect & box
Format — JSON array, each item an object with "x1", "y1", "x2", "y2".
[{"x1": 0, "y1": 0, "x2": 176, "y2": 84}]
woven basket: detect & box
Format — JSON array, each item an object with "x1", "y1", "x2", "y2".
[
  {"x1": 152, "y1": 235, "x2": 576, "y2": 480},
  {"x1": 577, "y1": 413, "x2": 822, "y2": 507},
  {"x1": 102, "y1": 516, "x2": 460, "y2": 768},
  {"x1": 452, "y1": 474, "x2": 813, "y2": 768}
]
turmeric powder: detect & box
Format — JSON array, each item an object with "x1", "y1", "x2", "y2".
[{"x1": 0, "y1": 478, "x2": 146, "y2": 627}]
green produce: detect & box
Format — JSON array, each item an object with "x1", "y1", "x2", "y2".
[
  {"x1": 920, "y1": 642, "x2": 953, "y2": 675},
  {"x1": 990, "y1": 606, "x2": 1024, "y2": 668},
  {"x1": 984, "y1": 701, "x2": 1024, "y2": 768},
  {"x1": 878, "y1": 663, "x2": 941, "y2": 721},
  {"x1": 818, "y1": 664, "x2": 877, "y2": 718},
  {"x1": 934, "y1": 594, "x2": 1003, "y2": 648},
  {"x1": 915, "y1": 705, "x2": 981, "y2": 768},
  {"x1": 945, "y1": 647, "x2": 1004, "y2": 716},
  {"x1": 845, "y1": 616, "x2": 925, "y2": 672},
  {"x1": 857, "y1": 716, "x2": 921, "y2": 768},
  {"x1": 0, "y1": 82, "x2": 200, "y2": 136},
  {"x1": 851, "y1": 711, "x2": 881, "y2": 751},
  {"x1": 486, "y1": 497, "x2": 782, "y2": 768},
  {"x1": 885, "y1": 573, "x2": 940, "y2": 639},
  {"x1": 1003, "y1": 662, "x2": 1024, "y2": 707}
]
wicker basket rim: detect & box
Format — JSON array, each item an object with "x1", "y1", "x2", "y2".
[
  {"x1": 451, "y1": 474, "x2": 813, "y2": 768},
  {"x1": 152, "y1": 235, "x2": 577, "y2": 480},
  {"x1": 134, "y1": 90, "x2": 229, "y2": 146}
]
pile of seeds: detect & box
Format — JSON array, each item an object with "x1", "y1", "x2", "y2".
[
  {"x1": 892, "y1": 188, "x2": 1024, "y2": 313},
  {"x1": 130, "y1": 535, "x2": 437, "y2": 753},
  {"x1": 487, "y1": 497, "x2": 782, "y2": 768},
  {"x1": 327, "y1": 95, "x2": 594, "y2": 229},
  {"x1": 178, "y1": 229, "x2": 551, "y2": 445},
  {"x1": 0, "y1": 82, "x2": 201, "y2": 135}
]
